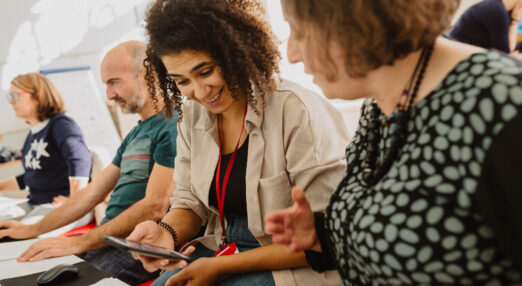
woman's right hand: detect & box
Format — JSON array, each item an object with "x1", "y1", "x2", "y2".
[
  {"x1": 126, "y1": 220, "x2": 179, "y2": 272},
  {"x1": 265, "y1": 186, "x2": 321, "y2": 253}
]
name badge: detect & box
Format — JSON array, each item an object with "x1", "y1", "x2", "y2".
[{"x1": 214, "y1": 241, "x2": 239, "y2": 257}]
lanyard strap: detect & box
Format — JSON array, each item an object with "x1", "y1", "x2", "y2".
[{"x1": 216, "y1": 104, "x2": 248, "y2": 237}]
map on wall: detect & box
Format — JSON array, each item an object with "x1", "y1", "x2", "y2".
[{"x1": 41, "y1": 67, "x2": 121, "y2": 157}]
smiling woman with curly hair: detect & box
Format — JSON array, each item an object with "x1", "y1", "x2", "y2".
[
  {"x1": 144, "y1": 0, "x2": 281, "y2": 121},
  {"x1": 126, "y1": 0, "x2": 350, "y2": 285}
]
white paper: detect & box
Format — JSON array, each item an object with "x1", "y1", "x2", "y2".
[
  {"x1": 90, "y1": 278, "x2": 130, "y2": 285},
  {"x1": 0, "y1": 254, "x2": 83, "y2": 279},
  {"x1": 0, "y1": 204, "x2": 26, "y2": 220},
  {"x1": 0, "y1": 238, "x2": 41, "y2": 261},
  {"x1": 0, "y1": 197, "x2": 28, "y2": 205},
  {"x1": 0, "y1": 196, "x2": 29, "y2": 220},
  {"x1": 0, "y1": 238, "x2": 83, "y2": 279}
]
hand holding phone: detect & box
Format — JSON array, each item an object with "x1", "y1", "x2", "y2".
[{"x1": 104, "y1": 235, "x2": 192, "y2": 262}]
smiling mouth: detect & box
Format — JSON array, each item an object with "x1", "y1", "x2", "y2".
[{"x1": 204, "y1": 88, "x2": 223, "y2": 104}]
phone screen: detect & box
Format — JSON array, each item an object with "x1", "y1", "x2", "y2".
[
  {"x1": 125, "y1": 240, "x2": 177, "y2": 255},
  {"x1": 104, "y1": 236, "x2": 192, "y2": 262}
]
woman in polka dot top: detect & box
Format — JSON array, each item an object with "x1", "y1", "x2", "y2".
[{"x1": 266, "y1": 0, "x2": 522, "y2": 285}]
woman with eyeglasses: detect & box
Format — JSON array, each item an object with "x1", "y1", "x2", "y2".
[
  {"x1": 266, "y1": 0, "x2": 522, "y2": 285},
  {"x1": 0, "y1": 73, "x2": 91, "y2": 209}
]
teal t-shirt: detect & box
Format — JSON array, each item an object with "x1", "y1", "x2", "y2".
[{"x1": 101, "y1": 112, "x2": 177, "y2": 224}]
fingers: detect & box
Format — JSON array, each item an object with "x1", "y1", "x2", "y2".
[
  {"x1": 135, "y1": 253, "x2": 188, "y2": 272},
  {"x1": 136, "y1": 254, "x2": 166, "y2": 272},
  {"x1": 291, "y1": 186, "x2": 310, "y2": 209},
  {"x1": 0, "y1": 220, "x2": 15, "y2": 228},
  {"x1": 0, "y1": 229, "x2": 10, "y2": 239},
  {"x1": 25, "y1": 248, "x2": 54, "y2": 262},
  {"x1": 264, "y1": 215, "x2": 286, "y2": 234},
  {"x1": 181, "y1": 245, "x2": 195, "y2": 257},
  {"x1": 166, "y1": 269, "x2": 190, "y2": 286},
  {"x1": 0, "y1": 221, "x2": 15, "y2": 239},
  {"x1": 162, "y1": 259, "x2": 188, "y2": 270},
  {"x1": 18, "y1": 243, "x2": 45, "y2": 262},
  {"x1": 289, "y1": 241, "x2": 301, "y2": 253},
  {"x1": 126, "y1": 224, "x2": 148, "y2": 242},
  {"x1": 271, "y1": 229, "x2": 293, "y2": 246},
  {"x1": 265, "y1": 207, "x2": 292, "y2": 234}
]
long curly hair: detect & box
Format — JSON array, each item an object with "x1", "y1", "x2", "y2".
[{"x1": 144, "y1": 0, "x2": 281, "y2": 120}]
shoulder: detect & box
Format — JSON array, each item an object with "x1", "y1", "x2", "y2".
[
  {"x1": 152, "y1": 112, "x2": 178, "y2": 133},
  {"x1": 266, "y1": 79, "x2": 343, "y2": 123},
  {"x1": 473, "y1": 0, "x2": 506, "y2": 12},
  {"x1": 49, "y1": 113, "x2": 82, "y2": 135},
  {"x1": 459, "y1": 0, "x2": 505, "y2": 21},
  {"x1": 264, "y1": 79, "x2": 351, "y2": 143},
  {"x1": 178, "y1": 99, "x2": 210, "y2": 132},
  {"x1": 50, "y1": 113, "x2": 74, "y2": 125},
  {"x1": 427, "y1": 50, "x2": 522, "y2": 139},
  {"x1": 128, "y1": 112, "x2": 178, "y2": 141},
  {"x1": 153, "y1": 113, "x2": 178, "y2": 145}
]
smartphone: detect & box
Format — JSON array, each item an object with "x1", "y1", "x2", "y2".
[{"x1": 104, "y1": 235, "x2": 192, "y2": 262}]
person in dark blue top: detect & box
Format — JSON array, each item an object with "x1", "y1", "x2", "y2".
[
  {"x1": 0, "y1": 73, "x2": 91, "y2": 206},
  {"x1": 0, "y1": 41, "x2": 177, "y2": 286},
  {"x1": 449, "y1": 0, "x2": 522, "y2": 53}
]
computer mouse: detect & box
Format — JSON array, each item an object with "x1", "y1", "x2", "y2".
[{"x1": 36, "y1": 263, "x2": 79, "y2": 285}]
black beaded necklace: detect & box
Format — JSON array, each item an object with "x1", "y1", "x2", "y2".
[{"x1": 362, "y1": 44, "x2": 434, "y2": 186}]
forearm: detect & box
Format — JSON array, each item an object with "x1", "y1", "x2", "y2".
[
  {"x1": 82, "y1": 198, "x2": 171, "y2": 250},
  {"x1": 216, "y1": 243, "x2": 308, "y2": 275},
  {"x1": 162, "y1": 208, "x2": 203, "y2": 246},
  {"x1": 33, "y1": 184, "x2": 104, "y2": 235},
  {"x1": 509, "y1": 21, "x2": 518, "y2": 52},
  {"x1": 0, "y1": 178, "x2": 18, "y2": 191}
]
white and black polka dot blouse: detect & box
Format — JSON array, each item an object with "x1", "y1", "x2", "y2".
[{"x1": 307, "y1": 50, "x2": 522, "y2": 285}]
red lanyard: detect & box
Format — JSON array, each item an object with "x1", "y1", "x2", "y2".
[{"x1": 216, "y1": 104, "x2": 248, "y2": 238}]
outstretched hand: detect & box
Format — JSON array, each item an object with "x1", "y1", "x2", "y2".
[{"x1": 265, "y1": 186, "x2": 321, "y2": 252}]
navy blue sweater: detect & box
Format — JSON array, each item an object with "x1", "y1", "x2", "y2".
[
  {"x1": 16, "y1": 113, "x2": 91, "y2": 204},
  {"x1": 449, "y1": 0, "x2": 512, "y2": 53}
]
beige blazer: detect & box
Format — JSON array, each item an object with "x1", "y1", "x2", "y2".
[{"x1": 171, "y1": 80, "x2": 350, "y2": 285}]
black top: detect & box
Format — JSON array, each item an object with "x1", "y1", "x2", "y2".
[
  {"x1": 449, "y1": 0, "x2": 512, "y2": 53},
  {"x1": 307, "y1": 50, "x2": 522, "y2": 285},
  {"x1": 209, "y1": 136, "x2": 249, "y2": 217}
]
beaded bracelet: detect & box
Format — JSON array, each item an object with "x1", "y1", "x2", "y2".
[{"x1": 157, "y1": 220, "x2": 179, "y2": 246}]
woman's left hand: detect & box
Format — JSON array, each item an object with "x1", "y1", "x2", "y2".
[{"x1": 165, "y1": 257, "x2": 222, "y2": 286}]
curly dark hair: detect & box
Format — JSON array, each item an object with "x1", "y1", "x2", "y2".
[{"x1": 144, "y1": 0, "x2": 281, "y2": 120}]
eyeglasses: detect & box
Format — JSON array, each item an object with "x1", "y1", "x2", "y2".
[{"x1": 6, "y1": 91, "x2": 28, "y2": 102}]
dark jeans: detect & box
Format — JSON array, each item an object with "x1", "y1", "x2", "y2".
[
  {"x1": 80, "y1": 246, "x2": 160, "y2": 285},
  {"x1": 152, "y1": 213, "x2": 275, "y2": 286}
]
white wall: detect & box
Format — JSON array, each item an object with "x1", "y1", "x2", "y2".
[
  {"x1": 0, "y1": 0, "x2": 480, "y2": 149},
  {"x1": 0, "y1": 0, "x2": 152, "y2": 154}
]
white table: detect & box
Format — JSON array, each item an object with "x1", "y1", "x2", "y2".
[{"x1": 0, "y1": 239, "x2": 128, "y2": 285}]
